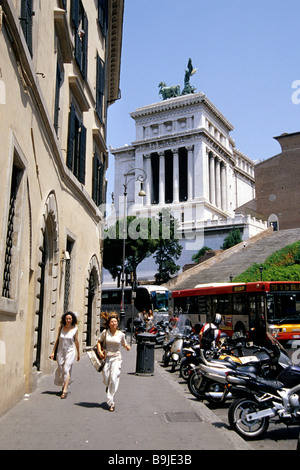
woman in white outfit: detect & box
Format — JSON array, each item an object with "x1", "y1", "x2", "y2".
[
  {"x1": 97, "y1": 313, "x2": 130, "y2": 412},
  {"x1": 50, "y1": 312, "x2": 80, "y2": 399}
]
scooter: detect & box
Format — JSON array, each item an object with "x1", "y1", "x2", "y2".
[
  {"x1": 180, "y1": 332, "x2": 243, "y2": 382},
  {"x1": 179, "y1": 343, "x2": 201, "y2": 381},
  {"x1": 226, "y1": 334, "x2": 300, "y2": 439}
]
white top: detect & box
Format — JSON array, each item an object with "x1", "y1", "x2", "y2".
[{"x1": 99, "y1": 329, "x2": 128, "y2": 358}]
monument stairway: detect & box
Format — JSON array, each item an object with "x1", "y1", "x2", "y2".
[{"x1": 165, "y1": 228, "x2": 300, "y2": 291}]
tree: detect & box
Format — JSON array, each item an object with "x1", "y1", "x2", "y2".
[
  {"x1": 221, "y1": 228, "x2": 242, "y2": 250},
  {"x1": 191, "y1": 246, "x2": 212, "y2": 263},
  {"x1": 103, "y1": 216, "x2": 158, "y2": 284},
  {"x1": 154, "y1": 208, "x2": 183, "y2": 283}
]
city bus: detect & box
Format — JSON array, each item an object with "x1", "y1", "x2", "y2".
[
  {"x1": 101, "y1": 285, "x2": 169, "y2": 330},
  {"x1": 170, "y1": 281, "x2": 300, "y2": 345}
]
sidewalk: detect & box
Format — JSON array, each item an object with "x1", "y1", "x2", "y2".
[{"x1": 0, "y1": 342, "x2": 252, "y2": 451}]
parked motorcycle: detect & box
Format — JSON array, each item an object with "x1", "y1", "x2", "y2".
[
  {"x1": 180, "y1": 343, "x2": 201, "y2": 380},
  {"x1": 187, "y1": 333, "x2": 285, "y2": 405},
  {"x1": 226, "y1": 333, "x2": 300, "y2": 439},
  {"x1": 181, "y1": 332, "x2": 247, "y2": 382},
  {"x1": 161, "y1": 314, "x2": 194, "y2": 370},
  {"x1": 148, "y1": 319, "x2": 169, "y2": 346},
  {"x1": 134, "y1": 317, "x2": 169, "y2": 345}
]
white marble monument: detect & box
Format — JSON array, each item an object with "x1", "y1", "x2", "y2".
[{"x1": 107, "y1": 90, "x2": 266, "y2": 283}]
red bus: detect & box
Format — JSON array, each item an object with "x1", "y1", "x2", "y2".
[{"x1": 170, "y1": 282, "x2": 300, "y2": 344}]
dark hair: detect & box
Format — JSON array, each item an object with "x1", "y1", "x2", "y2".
[
  {"x1": 61, "y1": 311, "x2": 78, "y2": 326},
  {"x1": 101, "y1": 311, "x2": 119, "y2": 329}
]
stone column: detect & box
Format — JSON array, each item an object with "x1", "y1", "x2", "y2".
[
  {"x1": 187, "y1": 145, "x2": 194, "y2": 201},
  {"x1": 209, "y1": 153, "x2": 216, "y2": 206},
  {"x1": 173, "y1": 148, "x2": 179, "y2": 203},
  {"x1": 215, "y1": 158, "x2": 221, "y2": 208},
  {"x1": 159, "y1": 151, "x2": 165, "y2": 204},
  {"x1": 221, "y1": 162, "x2": 227, "y2": 212}
]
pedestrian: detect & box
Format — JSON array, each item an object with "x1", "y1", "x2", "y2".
[
  {"x1": 50, "y1": 311, "x2": 80, "y2": 399},
  {"x1": 97, "y1": 312, "x2": 130, "y2": 412},
  {"x1": 199, "y1": 313, "x2": 222, "y2": 351}
]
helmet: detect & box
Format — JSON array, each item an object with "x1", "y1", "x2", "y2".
[{"x1": 214, "y1": 313, "x2": 222, "y2": 325}]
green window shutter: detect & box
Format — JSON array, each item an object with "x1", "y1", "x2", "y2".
[
  {"x1": 79, "y1": 124, "x2": 86, "y2": 184},
  {"x1": 67, "y1": 104, "x2": 76, "y2": 170}
]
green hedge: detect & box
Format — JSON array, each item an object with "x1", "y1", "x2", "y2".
[{"x1": 233, "y1": 240, "x2": 300, "y2": 282}]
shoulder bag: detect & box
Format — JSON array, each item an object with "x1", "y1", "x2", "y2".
[{"x1": 84, "y1": 330, "x2": 107, "y2": 372}]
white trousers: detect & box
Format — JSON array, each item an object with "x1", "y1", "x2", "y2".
[{"x1": 102, "y1": 355, "x2": 122, "y2": 407}]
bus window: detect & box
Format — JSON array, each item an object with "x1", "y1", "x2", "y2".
[
  {"x1": 152, "y1": 291, "x2": 168, "y2": 311},
  {"x1": 101, "y1": 291, "x2": 110, "y2": 304},
  {"x1": 135, "y1": 287, "x2": 151, "y2": 312}
]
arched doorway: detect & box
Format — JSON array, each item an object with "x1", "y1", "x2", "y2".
[
  {"x1": 268, "y1": 214, "x2": 279, "y2": 231},
  {"x1": 84, "y1": 256, "x2": 101, "y2": 347},
  {"x1": 33, "y1": 193, "x2": 59, "y2": 372}
]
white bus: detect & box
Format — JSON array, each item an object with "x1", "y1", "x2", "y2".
[{"x1": 101, "y1": 285, "x2": 169, "y2": 330}]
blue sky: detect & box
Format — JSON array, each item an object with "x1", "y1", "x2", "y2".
[{"x1": 106, "y1": 0, "x2": 300, "y2": 201}]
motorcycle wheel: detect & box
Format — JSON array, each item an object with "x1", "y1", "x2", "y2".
[
  {"x1": 187, "y1": 370, "x2": 204, "y2": 400},
  {"x1": 228, "y1": 397, "x2": 269, "y2": 440},
  {"x1": 162, "y1": 352, "x2": 170, "y2": 367},
  {"x1": 203, "y1": 380, "x2": 227, "y2": 405},
  {"x1": 179, "y1": 358, "x2": 193, "y2": 381}
]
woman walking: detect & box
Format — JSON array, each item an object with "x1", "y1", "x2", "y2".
[
  {"x1": 97, "y1": 312, "x2": 130, "y2": 412},
  {"x1": 50, "y1": 311, "x2": 80, "y2": 399}
]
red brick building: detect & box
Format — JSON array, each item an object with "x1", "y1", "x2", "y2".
[{"x1": 236, "y1": 131, "x2": 300, "y2": 230}]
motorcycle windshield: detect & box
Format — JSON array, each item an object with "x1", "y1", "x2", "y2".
[{"x1": 171, "y1": 314, "x2": 192, "y2": 336}]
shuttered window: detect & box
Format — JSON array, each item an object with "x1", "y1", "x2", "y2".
[
  {"x1": 92, "y1": 150, "x2": 104, "y2": 207},
  {"x1": 72, "y1": 0, "x2": 88, "y2": 79},
  {"x1": 20, "y1": 0, "x2": 33, "y2": 56},
  {"x1": 54, "y1": 60, "x2": 63, "y2": 135},
  {"x1": 96, "y1": 54, "x2": 105, "y2": 123},
  {"x1": 98, "y1": 0, "x2": 108, "y2": 37},
  {"x1": 67, "y1": 103, "x2": 86, "y2": 184}
]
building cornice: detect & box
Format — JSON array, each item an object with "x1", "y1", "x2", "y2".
[
  {"x1": 107, "y1": 0, "x2": 124, "y2": 105},
  {"x1": 130, "y1": 92, "x2": 234, "y2": 132}
]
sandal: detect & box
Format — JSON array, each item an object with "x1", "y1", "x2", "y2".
[{"x1": 61, "y1": 392, "x2": 68, "y2": 399}]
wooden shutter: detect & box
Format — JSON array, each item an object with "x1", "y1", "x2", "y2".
[
  {"x1": 67, "y1": 104, "x2": 76, "y2": 170},
  {"x1": 79, "y1": 124, "x2": 86, "y2": 184}
]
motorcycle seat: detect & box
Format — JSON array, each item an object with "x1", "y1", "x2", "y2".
[
  {"x1": 223, "y1": 357, "x2": 258, "y2": 375},
  {"x1": 236, "y1": 364, "x2": 258, "y2": 374},
  {"x1": 255, "y1": 377, "x2": 284, "y2": 392}
]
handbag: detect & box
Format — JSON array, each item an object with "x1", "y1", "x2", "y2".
[
  {"x1": 52, "y1": 326, "x2": 62, "y2": 361},
  {"x1": 84, "y1": 331, "x2": 107, "y2": 372}
]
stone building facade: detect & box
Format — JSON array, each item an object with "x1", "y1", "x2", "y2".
[
  {"x1": 0, "y1": 0, "x2": 123, "y2": 416},
  {"x1": 109, "y1": 92, "x2": 267, "y2": 282}
]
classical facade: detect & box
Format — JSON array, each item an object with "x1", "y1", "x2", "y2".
[
  {"x1": 0, "y1": 0, "x2": 124, "y2": 416},
  {"x1": 109, "y1": 92, "x2": 267, "y2": 282}
]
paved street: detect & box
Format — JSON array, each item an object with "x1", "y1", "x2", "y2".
[
  {"x1": 0, "y1": 340, "x2": 253, "y2": 453},
  {"x1": 162, "y1": 351, "x2": 300, "y2": 452},
  {"x1": 0, "y1": 340, "x2": 298, "y2": 453}
]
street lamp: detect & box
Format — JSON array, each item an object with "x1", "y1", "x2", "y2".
[{"x1": 119, "y1": 168, "x2": 147, "y2": 331}]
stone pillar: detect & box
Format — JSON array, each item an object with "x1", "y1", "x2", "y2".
[
  {"x1": 187, "y1": 145, "x2": 194, "y2": 201},
  {"x1": 221, "y1": 162, "x2": 227, "y2": 212},
  {"x1": 215, "y1": 158, "x2": 221, "y2": 208},
  {"x1": 209, "y1": 153, "x2": 215, "y2": 205},
  {"x1": 159, "y1": 151, "x2": 165, "y2": 204},
  {"x1": 173, "y1": 148, "x2": 179, "y2": 203},
  {"x1": 193, "y1": 141, "x2": 206, "y2": 200}
]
